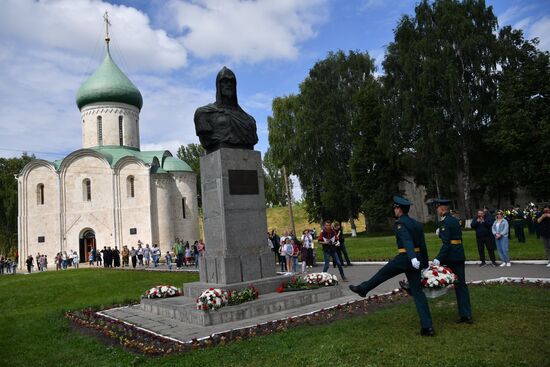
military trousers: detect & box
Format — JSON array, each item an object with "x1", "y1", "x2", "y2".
[
  {"x1": 512, "y1": 220, "x2": 526, "y2": 243},
  {"x1": 446, "y1": 261, "x2": 472, "y2": 318},
  {"x1": 357, "y1": 254, "x2": 433, "y2": 329}
]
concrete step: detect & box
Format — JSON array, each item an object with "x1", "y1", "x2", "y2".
[
  {"x1": 140, "y1": 285, "x2": 344, "y2": 326},
  {"x1": 104, "y1": 292, "x2": 360, "y2": 343}
]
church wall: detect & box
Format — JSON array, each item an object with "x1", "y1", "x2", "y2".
[
  {"x1": 117, "y1": 162, "x2": 153, "y2": 248},
  {"x1": 151, "y1": 174, "x2": 175, "y2": 255},
  {"x1": 172, "y1": 172, "x2": 200, "y2": 243},
  {"x1": 80, "y1": 102, "x2": 140, "y2": 149},
  {"x1": 22, "y1": 165, "x2": 60, "y2": 266},
  {"x1": 61, "y1": 155, "x2": 115, "y2": 254}
]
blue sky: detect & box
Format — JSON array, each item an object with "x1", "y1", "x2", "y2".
[{"x1": 0, "y1": 0, "x2": 548, "y2": 165}]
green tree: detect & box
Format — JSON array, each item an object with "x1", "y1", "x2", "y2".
[
  {"x1": 0, "y1": 154, "x2": 33, "y2": 257},
  {"x1": 177, "y1": 143, "x2": 206, "y2": 206},
  {"x1": 350, "y1": 76, "x2": 402, "y2": 231},
  {"x1": 263, "y1": 149, "x2": 287, "y2": 207},
  {"x1": 269, "y1": 51, "x2": 375, "y2": 224},
  {"x1": 490, "y1": 27, "x2": 550, "y2": 201},
  {"x1": 383, "y1": 0, "x2": 499, "y2": 217}
]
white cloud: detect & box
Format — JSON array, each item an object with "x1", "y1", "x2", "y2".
[
  {"x1": 137, "y1": 75, "x2": 212, "y2": 152},
  {"x1": 497, "y1": 4, "x2": 550, "y2": 52},
  {"x1": 0, "y1": 0, "x2": 187, "y2": 72},
  {"x1": 166, "y1": 0, "x2": 328, "y2": 63},
  {"x1": 530, "y1": 16, "x2": 550, "y2": 51},
  {"x1": 242, "y1": 92, "x2": 273, "y2": 111}
]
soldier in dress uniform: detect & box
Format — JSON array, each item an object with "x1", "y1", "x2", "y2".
[
  {"x1": 432, "y1": 199, "x2": 473, "y2": 324},
  {"x1": 349, "y1": 196, "x2": 434, "y2": 336}
]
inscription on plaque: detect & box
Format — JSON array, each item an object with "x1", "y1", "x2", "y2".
[{"x1": 228, "y1": 169, "x2": 259, "y2": 195}]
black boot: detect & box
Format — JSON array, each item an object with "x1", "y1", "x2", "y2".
[
  {"x1": 456, "y1": 316, "x2": 473, "y2": 324},
  {"x1": 421, "y1": 327, "x2": 435, "y2": 336},
  {"x1": 348, "y1": 285, "x2": 366, "y2": 297}
]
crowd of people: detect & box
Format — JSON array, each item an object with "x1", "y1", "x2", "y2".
[
  {"x1": 16, "y1": 237, "x2": 207, "y2": 274},
  {"x1": 470, "y1": 204, "x2": 550, "y2": 267},
  {"x1": 0, "y1": 256, "x2": 17, "y2": 275},
  {"x1": 267, "y1": 221, "x2": 353, "y2": 278},
  {"x1": 172, "y1": 238, "x2": 206, "y2": 269}
]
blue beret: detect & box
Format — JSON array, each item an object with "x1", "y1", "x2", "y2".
[
  {"x1": 393, "y1": 196, "x2": 412, "y2": 207},
  {"x1": 433, "y1": 198, "x2": 452, "y2": 206}
]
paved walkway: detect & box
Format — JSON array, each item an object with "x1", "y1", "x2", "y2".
[{"x1": 101, "y1": 263, "x2": 550, "y2": 343}]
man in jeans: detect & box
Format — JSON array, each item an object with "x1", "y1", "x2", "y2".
[
  {"x1": 318, "y1": 220, "x2": 348, "y2": 282},
  {"x1": 470, "y1": 210, "x2": 497, "y2": 266}
]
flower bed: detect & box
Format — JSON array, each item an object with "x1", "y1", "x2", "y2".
[
  {"x1": 143, "y1": 285, "x2": 181, "y2": 299},
  {"x1": 196, "y1": 286, "x2": 259, "y2": 311},
  {"x1": 304, "y1": 272, "x2": 338, "y2": 287},
  {"x1": 65, "y1": 281, "x2": 550, "y2": 355},
  {"x1": 277, "y1": 273, "x2": 338, "y2": 293}
]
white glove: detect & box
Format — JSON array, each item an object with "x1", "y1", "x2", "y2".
[
  {"x1": 411, "y1": 258, "x2": 420, "y2": 269},
  {"x1": 435, "y1": 228, "x2": 440, "y2": 236},
  {"x1": 433, "y1": 258, "x2": 440, "y2": 266}
]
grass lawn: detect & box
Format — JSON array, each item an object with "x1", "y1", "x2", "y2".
[
  {"x1": 327, "y1": 231, "x2": 547, "y2": 262},
  {"x1": 1, "y1": 269, "x2": 549, "y2": 366}
]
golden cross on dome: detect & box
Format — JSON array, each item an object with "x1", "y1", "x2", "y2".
[{"x1": 103, "y1": 10, "x2": 111, "y2": 50}]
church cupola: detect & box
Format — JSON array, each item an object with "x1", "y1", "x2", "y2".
[{"x1": 76, "y1": 12, "x2": 143, "y2": 150}]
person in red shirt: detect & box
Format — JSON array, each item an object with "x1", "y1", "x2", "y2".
[{"x1": 318, "y1": 220, "x2": 348, "y2": 281}]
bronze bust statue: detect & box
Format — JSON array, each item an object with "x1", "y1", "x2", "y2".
[{"x1": 194, "y1": 67, "x2": 258, "y2": 153}]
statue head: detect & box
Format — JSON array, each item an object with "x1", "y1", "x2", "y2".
[{"x1": 216, "y1": 66, "x2": 238, "y2": 107}]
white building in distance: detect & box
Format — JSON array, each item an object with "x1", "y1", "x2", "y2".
[{"x1": 17, "y1": 41, "x2": 199, "y2": 268}]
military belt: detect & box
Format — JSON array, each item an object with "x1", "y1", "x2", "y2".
[
  {"x1": 398, "y1": 248, "x2": 420, "y2": 253},
  {"x1": 450, "y1": 240, "x2": 462, "y2": 245}
]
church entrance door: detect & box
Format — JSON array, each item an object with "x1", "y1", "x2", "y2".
[{"x1": 80, "y1": 230, "x2": 96, "y2": 263}]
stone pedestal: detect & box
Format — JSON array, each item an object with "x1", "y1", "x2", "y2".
[{"x1": 189, "y1": 148, "x2": 274, "y2": 293}]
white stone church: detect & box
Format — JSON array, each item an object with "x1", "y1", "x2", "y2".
[{"x1": 17, "y1": 46, "x2": 199, "y2": 267}]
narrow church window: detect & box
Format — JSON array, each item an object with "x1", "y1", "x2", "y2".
[
  {"x1": 97, "y1": 116, "x2": 103, "y2": 146},
  {"x1": 37, "y1": 183, "x2": 44, "y2": 205},
  {"x1": 83, "y1": 179, "x2": 91, "y2": 201},
  {"x1": 119, "y1": 115, "x2": 123, "y2": 146},
  {"x1": 182, "y1": 197, "x2": 186, "y2": 219},
  {"x1": 127, "y1": 176, "x2": 135, "y2": 198}
]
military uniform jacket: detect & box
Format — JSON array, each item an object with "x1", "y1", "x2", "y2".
[
  {"x1": 395, "y1": 215, "x2": 429, "y2": 266},
  {"x1": 435, "y1": 214, "x2": 465, "y2": 263}
]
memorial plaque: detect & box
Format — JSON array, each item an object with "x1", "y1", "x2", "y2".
[{"x1": 228, "y1": 169, "x2": 259, "y2": 195}]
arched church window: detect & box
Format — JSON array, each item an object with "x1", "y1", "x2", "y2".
[
  {"x1": 119, "y1": 115, "x2": 123, "y2": 146},
  {"x1": 127, "y1": 176, "x2": 135, "y2": 198},
  {"x1": 37, "y1": 183, "x2": 44, "y2": 205},
  {"x1": 97, "y1": 116, "x2": 103, "y2": 146},
  {"x1": 83, "y1": 179, "x2": 91, "y2": 202}
]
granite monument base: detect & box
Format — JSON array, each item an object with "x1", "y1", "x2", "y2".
[{"x1": 141, "y1": 285, "x2": 344, "y2": 327}]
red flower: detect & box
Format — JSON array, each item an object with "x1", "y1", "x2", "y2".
[
  {"x1": 421, "y1": 279, "x2": 428, "y2": 285},
  {"x1": 439, "y1": 279, "x2": 446, "y2": 285},
  {"x1": 432, "y1": 271, "x2": 439, "y2": 276},
  {"x1": 276, "y1": 286, "x2": 284, "y2": 293},
  {"x1": 442, "y1": 269, "x2": 447, "y2": 274},
  {"x1": 209, "y1": 288, "x2": 214, "y2": 291}
]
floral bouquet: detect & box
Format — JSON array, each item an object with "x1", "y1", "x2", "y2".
[
  {"x1": 277, "y1": 273, "x2": 338, "y2": 293},
  {"x1": 228, "y1": 286, "x2": 259, "y2": 306},
  {"x1": 304, "y1": 272, "x2": 338, "y2": 287},
  {"x1": 421, "y1": 265, "x2": 458, "y2": 298},
  {"x1": 196, "y1": 288, "x2": 229, "y2": 311},
  {"x1": 143, "y1": 285, "x2": 181, "y2": 299}
]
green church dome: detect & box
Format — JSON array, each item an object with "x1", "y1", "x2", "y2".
[
  {"x1": 76, "y1": 52, "x2": 143, "y2": 110},
  {"x1": 162, "y1": 156, "x2": 193, "y2": 172}
]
